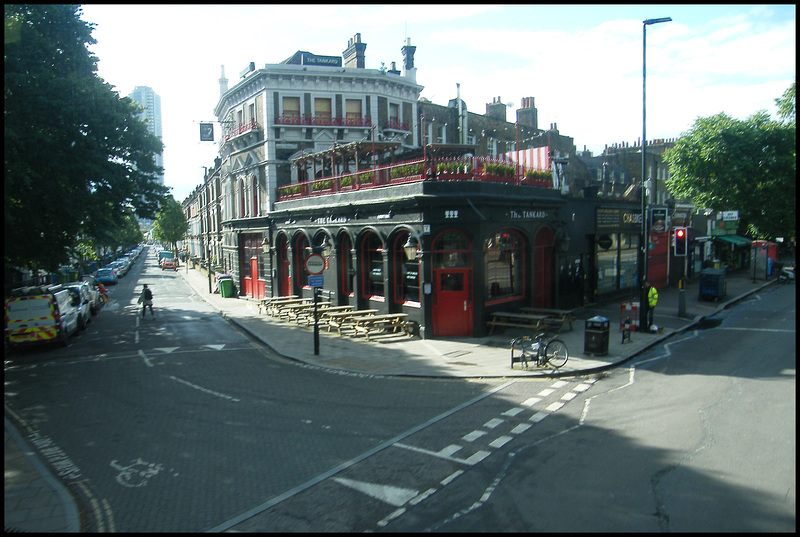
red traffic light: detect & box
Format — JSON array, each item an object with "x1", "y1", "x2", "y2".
[{"x1": 676, "y1": 228, "x2": 686, "y2": 239}]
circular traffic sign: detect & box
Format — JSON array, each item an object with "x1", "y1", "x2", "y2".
[{"x1": 305, "y1": 254, "x2": 326, "y2": 275}]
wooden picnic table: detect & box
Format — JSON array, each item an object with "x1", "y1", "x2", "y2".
[
  {"x1": 487, "y1": 311, "x2": 549, "y2": 335},
  {"x1": 258, "y1": 295, "x2": 298, "y2": 314},
  {"x1": 267, "y1": 298, "x2": 311, "y2": 318},
  {"x1": 351, "y1": 313, "x2": 410, "y2": 341},
  {"x1": 299, "y1": 304, "x2": 354, "y2": 327},
  {"x1": 326, "y1": 309, "x2": 378, "y2": 335},
  {"x1": 285, "y1": 301, "x2": 331, "y2": 323},
  {"x1": 518, "y1": 307, "x2": 576, "y2": 333}
]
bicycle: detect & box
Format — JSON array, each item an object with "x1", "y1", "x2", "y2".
[{"x1": 510, "y1": 332, "x2": 569, "y2": 369}]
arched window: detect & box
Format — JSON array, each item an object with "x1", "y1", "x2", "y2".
[
  {"x1": 485, "y1": 229, "x2": 525, "y2": 302},
  {"x1": 293, "y1": 234, "x2": 311, "y2": 291},
  {"x1": 360, "y1": 231, "x2": 384, "y2": 299},
  {"x1": 251, "y1": 175, "x2": 259, "y2": 216},
  {"x1": 393, "y1": 231, "x2": 420, "y2": 305},
  {"x1": 238, "y1": 179, "x2": 246, "y2": 217},
  {"x1": 338, "y1": 233, "x2": 354, "y2": 296},
  {"x1": 431, "y1": 230, "x2": 472, "y2": 268}
]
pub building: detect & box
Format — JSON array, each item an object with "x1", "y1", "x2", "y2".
[{"x1": 189, "y1": 32, "x2": 647, "y2": 339}]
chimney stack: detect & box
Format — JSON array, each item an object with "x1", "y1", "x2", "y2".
[{"x1": 343, "y1": 33, "x2": 367, "y2": 69}]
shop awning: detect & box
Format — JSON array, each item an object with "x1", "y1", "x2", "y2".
[{"x1": 714, "y1": 234, "x2": 752, "y2": 247}]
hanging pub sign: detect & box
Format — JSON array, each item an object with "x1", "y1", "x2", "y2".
[{"x1": 199, "y1": 123, "x2": 214, "y2": 142}]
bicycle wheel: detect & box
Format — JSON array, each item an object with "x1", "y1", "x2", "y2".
[{"x1": 544, "y1": 339, "x2": 569, "y2": 368}]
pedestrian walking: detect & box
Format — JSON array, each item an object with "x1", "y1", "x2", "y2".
[
  {"x1": 138, "y1": 284, "x2": 155, "y2": 319},
  {"x1": 646, "y1": 280, "x2": 658, "y2": 331}
]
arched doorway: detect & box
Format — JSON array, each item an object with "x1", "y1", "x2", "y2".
[
  {"x1": 432, "y1": 230, "x2": 473, "y2": 337},
  {"x1": 533, "y1": 226, "x2": 555, "y2": 308}
]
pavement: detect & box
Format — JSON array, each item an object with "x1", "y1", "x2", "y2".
[{"x1": 4, "y1": 258, "x2": 781, "y2": 532}]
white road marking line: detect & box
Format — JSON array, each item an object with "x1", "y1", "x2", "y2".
[
  {"x1": 552, "y1": 380, "x2": 568, "y2": 388},
  {"x1": 484, "y1": 418, "x2": 504, "y2": 429},
  {"x1": 168, "y1": 376, "x2": 240, "y2": 402},
  {"x1": 573, "y1": 383, "x2": 592, "y2": 392},
  {"x1": 545, "y1": 401, "x2": 565, "y2": 412},
  {"x1": 522, "y1": 397, "x2": 541, "y2": 407},
  {"x1": 332, "y1": 477, "x2": 419, "y2": 507},
  {"x1": 530, "y1": 411, "x2": 549, "y2": 422},
  {"x1": 462, "y1": 430, "x2": 487, "y2": 442},
  {"x1": 438, "y1": 444, "x2": 463, "y2": 457},
  {"x1": 561, "y1": 392, "x2": 577, "y2": 401},
  {"x1": 393, "y1": 443, "x2": 490, "y2": 466},
  {"x1": 138, "y1": 350, "x2": 153, "y2": 368},
  {"x1": 409, "y1": 488, "x2": 437, "y2": 506},
  {"x1": 502, "y1": 407, "x2": 525, "y2": 417},
  {"x1": 465, "y1": 450, "x2": 492, "y2": 465},
  {"x1": 440, "y1": 470, "x2": 464, "y2": 486},
  {"x1": 489, "y1": 436, "x2": 513, "y2": 448},
  {"x1": 511, "y1": 423, "x2": 532, "y2": 434},
  {"x1": 538, "y1": 388, "x2": 555, "y2": 397}
]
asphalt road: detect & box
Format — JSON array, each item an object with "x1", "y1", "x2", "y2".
[
  {"x1": 379, "y1": 283, "x2": 796, "y2": 532},
  {"x1": 5, "y1": 254, "x2": 794, "y2": 532}
]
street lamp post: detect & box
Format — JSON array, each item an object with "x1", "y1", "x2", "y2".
[{"x1": 640, "y1": 16, "x2": 671, "y2": 333}]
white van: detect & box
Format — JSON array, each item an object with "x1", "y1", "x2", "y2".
[{"x1": 5, "y1": 285, "x2": 79, "y2": 347}]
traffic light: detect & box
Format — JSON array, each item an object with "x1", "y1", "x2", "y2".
[{"x1": 674, "y1": 227, "x2": 688, "y2": 256}]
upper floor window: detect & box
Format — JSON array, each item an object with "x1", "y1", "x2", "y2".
[
  {"x1": 315, "y1": 98, "x2": 332, "y2": 120},
  {"x1": 345, "y1": 99, "x2": 362, "y2": 121},
  {"x1": 283, "y1": 97, "x2": 300, "y2": 120}
]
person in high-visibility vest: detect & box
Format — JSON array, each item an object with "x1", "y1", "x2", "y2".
[{"x1": 646, "y1": 281, "x2": 658, "y2": 331}]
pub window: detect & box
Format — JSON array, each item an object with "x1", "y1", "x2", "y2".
[
  {"x1": 389, "y1": 103, "x2": 399, "y2": 122},
  {"x1": 339, "y1": 233, "x2": 354, "y2": 296},
  {"x1": 360, "y1": 232, "x2": 384, "y2": 299},
  {"x1": 345, "y1": 99, "x2": 362, "y2": 122},
  {"x1": 393, "y1": 232, "x2": 420, "y2": 305},
  {"x1": 283, "y1": 96, "x2": 300, "y2": 120},
  {"x1": 294, "y1": 234, "x2": 311, "y2": 290},
  {"x1": 485, "y1": 229, "x2": 524, "y2": 301},
  {"x1": 315, "y1": 98, "x2": 332, "y2": 120}
]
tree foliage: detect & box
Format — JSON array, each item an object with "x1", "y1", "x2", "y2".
[
  {"x1": 664, "y1": 87, "x2": 796, "y2": 240},
  {"x1": 4, "y1": 4, "x2": 169, "y2": 271},
  {"x1": 152, "y1": 197, "x2": 188, "y2": 255}
]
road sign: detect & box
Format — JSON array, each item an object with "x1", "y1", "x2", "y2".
[
  {"x1": 305, "y1": 254, "x2": 325, "y2": 275},
  {"x1": 308, "y1": 275, "x2": 324, "y2": 288}
]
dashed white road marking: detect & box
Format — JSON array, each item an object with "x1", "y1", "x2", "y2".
[
  {"x1": 333, "y1": 477, "x2": 419, "y2": 507},
  {"x1": 511, "y1": 423, "x2": 532, "y2": 434},
  {"x1": 573, "y1": 383, "x2": 592, "y2": 392},
  {"x1": 538, "y1": 388, "x2": 555, "y2": 397},
  {"x1": 545, "y1": 401, "x2": 565, "y2": 412},
  {"x1": 483, "y1": 418, "x2": 504, "y2": 429},
  {"x1": 489, "y1": 435, "x2": 513, "y2": 448},
  {"x1": 522, "y1": 397, "x2": 541, "y2": 407},
  {"x1": 462, "y1": 430, "x2": 487, "y2": 442},
  {"x1": 561, "y1": 392, "x2": 577, "y2": 401},
  {"x1": 530, "y1": 411, "x2": 549, "y2": 422},
  {"x1": 438, "y1": 444, "x2": 463, "y2": 457},
  {"x1": 502, "y1": 407, "x2": 525, "y2": 417}
]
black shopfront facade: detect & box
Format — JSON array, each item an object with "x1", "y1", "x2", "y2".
[{"x1": 256, "y1": 180, "x2": 585, "y2": 339}]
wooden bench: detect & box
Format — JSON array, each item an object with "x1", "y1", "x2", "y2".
[
  {"x1": 268, "y1": 298, "x2": 311, "y2": 318},
  {"x1": 351, "y1": 313, "x2": 410, "y2": 341},
  {"x1": 285, "y1": 301, "x2": 331, "y2": 323},
  {"x1": 487, "y1": 312, "x2": 549, "y2": 336},
  {"x1": 299, "y1": 305, "x2": 354, "y2": 327},
  {"x1": 258, "y1": 295, "x2": 298, "y2": 315},
  {"x1": 519, "y1": 308, "x2": 577, "y2": 334},
  {"x1": 326, "y1": 309, "x2": 378, "y2": 336}
]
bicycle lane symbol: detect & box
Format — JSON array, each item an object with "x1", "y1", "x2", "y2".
[{"x1": 110, "y1": 458, "x2": 171, "y2": 488}]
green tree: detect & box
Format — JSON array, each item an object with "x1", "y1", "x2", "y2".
[
  {"x1": 664, "y1": 90, "x2": 796, "y2": 240},
  {"x1": 776, "y1": 82, "x2": 795, "y2": 126},
  {"x1": 152, "y1": 198, "x2": 188, "y2": 256},
  {"x1": 4, "y1": 5, "x2": 168, "y2": 272}
]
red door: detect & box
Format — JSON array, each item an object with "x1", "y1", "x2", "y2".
[{"x1": 433, "y1": 268, "x2": 473, "y2": 337}]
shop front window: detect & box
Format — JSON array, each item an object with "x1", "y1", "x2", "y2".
[
  {"x1": 360, "y1": 232, "x2": 384, "y2": 299},
  {"x1": 393, "y1": 232, "x2": 420, "y2": 305},
  {"x1": 485, "y1": 229, "x2": 524, "y2": 301},
  {"x1": 596, "y1": 233, "x2": 639, "y2": 294}
]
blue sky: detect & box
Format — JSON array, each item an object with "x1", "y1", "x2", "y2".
[{"x1": 78, "y1": 4, "x2": 796, "y2": 201}]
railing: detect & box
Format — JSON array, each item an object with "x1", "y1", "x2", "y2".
[
  {"x1": 276, "y1": 156, "x2": 554, "y2": 201},
  {"x1": 274, "y1": 114, "x2": 373, "y2": 128},
  {"x1": 221, "y1": 119, "x2": 259, "y2": 144}
]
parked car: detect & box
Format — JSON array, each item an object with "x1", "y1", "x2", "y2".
[
  {"x1": 65, "y1": 283, "x2": 92, "y2": 330},
  {"x1": 161, "y1": 259, "x2": 179, "y2": 271},
  {"x1": 79, "y1": 275, "x2": 103, "y2": 314},
  {"x1": 5, "y1": 285, "x2": 79, "y2": 347},
  {"x1": 96, "y1": 268, "x2": 118, "y2": 285}
]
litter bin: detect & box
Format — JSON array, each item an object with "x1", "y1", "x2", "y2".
[
  {"x1": 584, "y1": 315, "x2": 610, "y2": 356},
  {"x1": 698, "y1": 268, "x2": 726, "y2": 302},
  {"x1": 218, "y1": 278, "x2": 234, "y2": 298}
]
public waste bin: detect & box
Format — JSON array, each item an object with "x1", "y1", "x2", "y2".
[
  {"x1": 216, "y1": 274, "x2": 234, "y2": 298},
  {"x1": 584, "y1": 315, "x2": 610, "y2": 356},
  {"x1": 698, "y1": 268, "x2": 726, "y2": 302}
]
